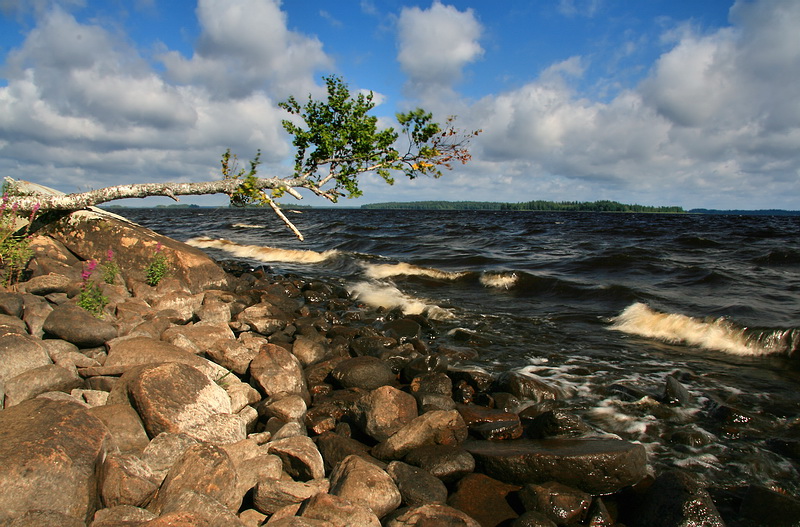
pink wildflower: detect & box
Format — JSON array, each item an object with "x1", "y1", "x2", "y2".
[
  {"x1": 81, "y1": 259, "x2": 98, "y2": 282},
  {"x1": 106, "y1": 249, "x2": 114, "y2": 261}
]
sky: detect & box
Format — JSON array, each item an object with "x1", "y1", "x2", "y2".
[{"x1": 0, "y1": 0, "x2": 798, "y2": 210}]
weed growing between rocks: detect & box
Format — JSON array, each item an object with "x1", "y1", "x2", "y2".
[
  {"x1": 146, "y1": 242, "x2": 169, "y2": 286},
  {"x1": 77, "y1": 259, "x2": 108, "y2": 317},
  {"x1": 100, "y1": 248, "x2": 120, "y2": 284},
  {"x1": 0, "y1": 194, "x2": 38, "y2": 286}
]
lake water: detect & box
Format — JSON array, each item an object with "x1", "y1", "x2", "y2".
[{"x1": 119, "y1": 207, "x2": 800, "y2": 495}]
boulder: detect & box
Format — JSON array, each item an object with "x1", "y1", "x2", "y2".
[
  {"x1": 42, "y1": 303, "x2": 117, "y2": 347},
  {"x1": 44, "y1": 208, "x2": 229, "y2": 293},
  {"x1": 139, "y1": 433, "x2": 200, "y2": 483},
  {"x1": 101, "y1": 336, "x2": 226, "y2": 380},
  {"x1": 236, "y1": 302, "x2": 290, "y2": 335},
  {"x1": 447, "y1": 473, "x2": 521, "y2": 527},
  {"x1": 404, "y1": 444, "x2": 476, "y2": 483},
  {"x1": 87, "y1": 403, "x2": 153, "y2": 454},
  {"x1": 372, "y1": 410, "x2": 468, "y2": 461},
  {"x1": 148, "y1": 442, "x2": 241, "y2": 515},
  {"x1": 0, "y1": 291, "x2": 24, "y2": 317},
  {"x1": 4, "y1": 510, "x2": 87, "y2": 527},
  {"x1": 464, "y1": 438, "x2": 648, "y2": 495},
  {"x1": 625, "y1": 470, "x2": 725, "y2": 527},
  {"x1": 385, "y1": 503, "x2": 481, "y2": 527},
  {"x1": 250, "y1": 343, "x2": 310, "y2": 403},
  {"x1": 161, "y1": 322, "x2": 234, "y2": 354},
  {"x1": 253, "y1": 478, "x2": 329, "y2": 515},
  {"x1": 315, "y1": 431, "x2": 386, "y2": 474},
  {"x1": 122, "y1": 362, "x2": 232, "y2": 438},
  {"x1": 356, "y1": 385, "x2": 419, "y2": 442},
  {"x1": 296, "y1": 492, "x2": 381, "y2": 527},
  {"x1": 330, "y1": 355, "x2": 396, "y2": 390},
  {"x1": 99, "y1": 452, "x2": 159, "y2": 508},
  {"x1": 518, "y1": 481, "x2": 591, "y2": 525},
  {"x1": 0, "y1": 398, "x2": 112, "y2": 524},
  {"x1": 266, "y1": 435, "x2": 325, "y2": 482},
  {"x1": 90, "y1": 505, "x2": 157, "y2": 526},
  {"x1": 495, "y1": 371, "x2": 562, "y2": 403},
  {"x1": 0, "y1": 333, "x2": 52, "y2": 384},
  {"x1": 386, "y1": 461, "x2": 448, "y2": 507},
  {"x1": 3, "y1": 363, "x2": 83, "y2": 407},
  {"x1": 293, "y1": 334, "x2": 329, "y2": 367},
  {"x1": 329, "y1": 454, "x2": 402, "y2": 518}
]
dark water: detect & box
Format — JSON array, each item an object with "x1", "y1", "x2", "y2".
[{"x1": 120, "y1": 207, "x2": 800, "y2": 495}]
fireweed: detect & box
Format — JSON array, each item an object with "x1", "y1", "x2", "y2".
[
  {"x1": 101, "y1": 248, "x2": 120, "y2": 284},
  {"x1": 77, "y1": 259, "x2": 108, "y2": 317},
  {"x1": 0, "y1": 194, "x2": 39, "y2": 286},
  {"x1": 145, "y1": 242, "x2": 169, "y2": 286}
]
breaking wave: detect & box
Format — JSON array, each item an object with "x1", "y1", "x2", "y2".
[
  {"x1": 186, "y1": 237, "x2": 338, "y2": 264},
  {"x1": 610, "y1": 302, "x2": 798, "y2": 356},
  {"x1": 362, "y1": 262, "x2": 466, "y2": 281},
  {"x1": 479, "y1": 272, "x2": 519, "y2": 289},
  {"x1": 347, "y1": 281, "x2": 454, "y2": 320}
]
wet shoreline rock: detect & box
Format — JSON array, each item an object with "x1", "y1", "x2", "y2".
[{"x1": 0, "y1": 208, "x2": 782, "y2": 526}]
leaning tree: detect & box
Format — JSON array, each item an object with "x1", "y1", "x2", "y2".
[{"x1": 4, "y1": 76, "x2": 479, "y2": 240}]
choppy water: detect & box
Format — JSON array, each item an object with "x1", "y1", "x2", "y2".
[{"x1": 120, "y1": 207, "x2": 800, "y2": 495}]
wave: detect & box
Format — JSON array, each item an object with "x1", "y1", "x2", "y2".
[
  {"x1": 230, "y1": 223, "x2": 266, "y2": 229},
  {"x1": 187, "y1": 237, "x2": 338, "y2": 264},
  {"x1": 610, "y1": 302, "x2": 798, "y2": 356},
  {"x1": 362, "y1": 262, "x2": 467, "y2": 281},
  {"x1": 479, "y1": 271, "x2": 519, "y2": 289},
  {"x1": 347, "y1": 281, "x2": 454, "y2": 320}
]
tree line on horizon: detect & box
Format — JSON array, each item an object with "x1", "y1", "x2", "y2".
[{"x1": 361, "y1": 200, "x2": 685, "y2": 213}]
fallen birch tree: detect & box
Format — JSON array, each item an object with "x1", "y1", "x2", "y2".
[{"x1": 5, "y1": 76, "x2": 480, "y2": 240}]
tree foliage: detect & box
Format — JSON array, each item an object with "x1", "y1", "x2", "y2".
[{"x1": 4, "y1": 75, "x2": 478, "y2": 240}]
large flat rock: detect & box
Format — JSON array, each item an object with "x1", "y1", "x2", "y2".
[{"x1": 463, "y1": 438, "x2": 647, "y2": 495}]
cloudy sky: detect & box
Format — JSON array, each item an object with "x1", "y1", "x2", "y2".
[{"x1": 1, "y1": 0, "x2": 798, "y2": 210}]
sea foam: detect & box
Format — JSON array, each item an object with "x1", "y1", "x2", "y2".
[
  {"x1": 610, "y1": 302, "x2": 776, "y2": 356},
  {"x1": 187, "y1": 237, "x2": 338, "y2": 264},
  {"x1": 362, "y1": 262, "x2": 466, "y2": 280}
]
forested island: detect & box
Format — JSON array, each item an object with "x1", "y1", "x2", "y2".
[{"x1": 361, "y1": 200, "x2": 685, "y2": 213}]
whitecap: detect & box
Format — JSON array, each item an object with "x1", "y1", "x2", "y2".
[
  {"x1": 480, "y1": 271, "x2": 518, "y2": 289},
  {"x1": 610, "y1": 302, "x2": 774, "y2": 356},
  {"x1": 187, "y1": 237, "x2": 338, "y2": 264},
  {"x1": 362, "y1": 262, "x2": 466, "y2": 280},
  {"x1": 348, "y1": 281, "x2": 454, "y2": 320}
]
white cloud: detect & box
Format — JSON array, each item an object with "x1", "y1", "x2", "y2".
[
  {"x1": 397, "y1": 1, "x2": 483, "y2": 94},
  {"x1": 458, "y1": 0, "x2": 800, "y2": 209},
  {"x1": 0, "y1": 2, "x2": 318, "y2": 197},
  {"x1": 158, "y1": 0, "x2": 331, "y2": 100}
]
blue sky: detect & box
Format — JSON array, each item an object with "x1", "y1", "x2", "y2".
[{"x1": 1, "y1": 0, "x2": 798, "y2": 210}]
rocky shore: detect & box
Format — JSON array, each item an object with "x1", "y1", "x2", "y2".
[{"x1": 0, "y1": 208, "x2": 796, "y2": 526}]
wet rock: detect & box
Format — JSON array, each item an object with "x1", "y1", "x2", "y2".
[
  {"x1": 0, "y1": 398, "x2": 112, "y2": 524},
  {"x1": 148, "y1": 442, "x2": 241, "y2": 515},
  {"x1": 385, "y1": 503, "x2": 481, "y2": 527},
  {"x1": 457, "y1": 403, "x2": 524, "y2": 440},
  {"x1": 330, "y1": 355, "x2": 396, "y2": 390},
  {"x1": 409, "y1": 371, "x2": 453, "y2": 397},
  {"x1": 250, "y1": 342, "x2": 310, "y2": 404},
  {"x1": 404, "y1": 444, "x2": 476, "y2": 483},
  {"x1": 496, "y1": 371, "x2": 561, "y2": 403},
  {"x1": 523, "y1": 409, "x2": 591, "y2": 439},
  {"x1": 356, "y1": 385, "x2": 419, "y2": 442},
  {"x1": 42, "y1": 303, "x2": 117, "y2": 347},
  {"x1": 387, "y1": 460, "x2": 448, "y2": 507},
  {"x1": 415, "y1": 392, "x2": 457, "y2": 412},
  {"x1": 266, "y1": 435, "x2": 325, "y2": 481},
  {"x1": 329, "y1": 454, "x2": 402, "y2": 518},
  {"x1": 464, "y1": 438, "x2": 648, "y2": 495},
  {"x1": 586, "y1": 497, "x2": 615, "y2": 527},
  {"x1": 383, "y1": 317, "x2": 422, "y2": 343},
  {"x1": 350, "y1": 334, "x2": 397, "y2": 357},
  {"x1": 296, "y1": 491, "x2": 381, "y2": 527},
  {"x1": 99, "y1": 452, "x2": 159, "y2": 508},
  {"x1": 0, "y1": 333, "x2": 52, "y2": 384},
  {"x1": 518, "y1": 481, "x2": 591, "y2": 525},
  {"x1": 401, "y1": 353, "x2": 449, "y2": 383},
  {"x1": 624, "y1": 470, "x2": 724, "y2": 527},
  {"x1": 663, "y1": 375, "x2": 692, "y2": 406},
  {"x1": 3, "y1": 363, "x2": 83, "y2": 407},
  {"x1": 372, "y1": 409, "x2": 468, "y2": 461},
  {"x1": 511, "y1": 511, "x2": 557, "y2": 527},
  {"x1": 253, "y1": 478, "x2": 330, "y2": 516},
  {"x1": 122, "y1": 361, "x2": 232, "y2": 438},
  {"x1": 448, "y1": 366, "x2": 497, "y2": 393},
  {"x1": 739, "y1": 484, "x2": 800, "y2": 527},
  {"x1": 448, "y1": 473, "x2": 521, "y2": 527}
]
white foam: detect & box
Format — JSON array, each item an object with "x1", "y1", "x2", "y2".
[
  {"x1": 187, "y1": 237, "x2": 338, "y2": 264},
  {"x1": 610, "y1": 302, "x2": 773, "y2": 356},
  {"x1": 231, "y1": 223, "x2": 266, "y2": 229},
  {"x1": 480, "y1": 272, "x2": 518, "y2": 289},
  {"x1": 348, "y1": 281, "x2": 454, "y2": 320},
  {"x1": 363, "y1": 262, "x2": 466, "y2": 280}
]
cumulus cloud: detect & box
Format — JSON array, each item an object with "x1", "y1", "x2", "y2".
[
  {"x1": 0, "y1": 2, "x2": 324, "y2": 196},
  {"x1": 462, "y1": 0, "x2": 800, "y2": 208},
  {"x1": 158, "y1": 0, "x2": 331, "y2": 100},
  {"x1": 397, "y1": 1, "x2": 483, "y2": 95}
]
